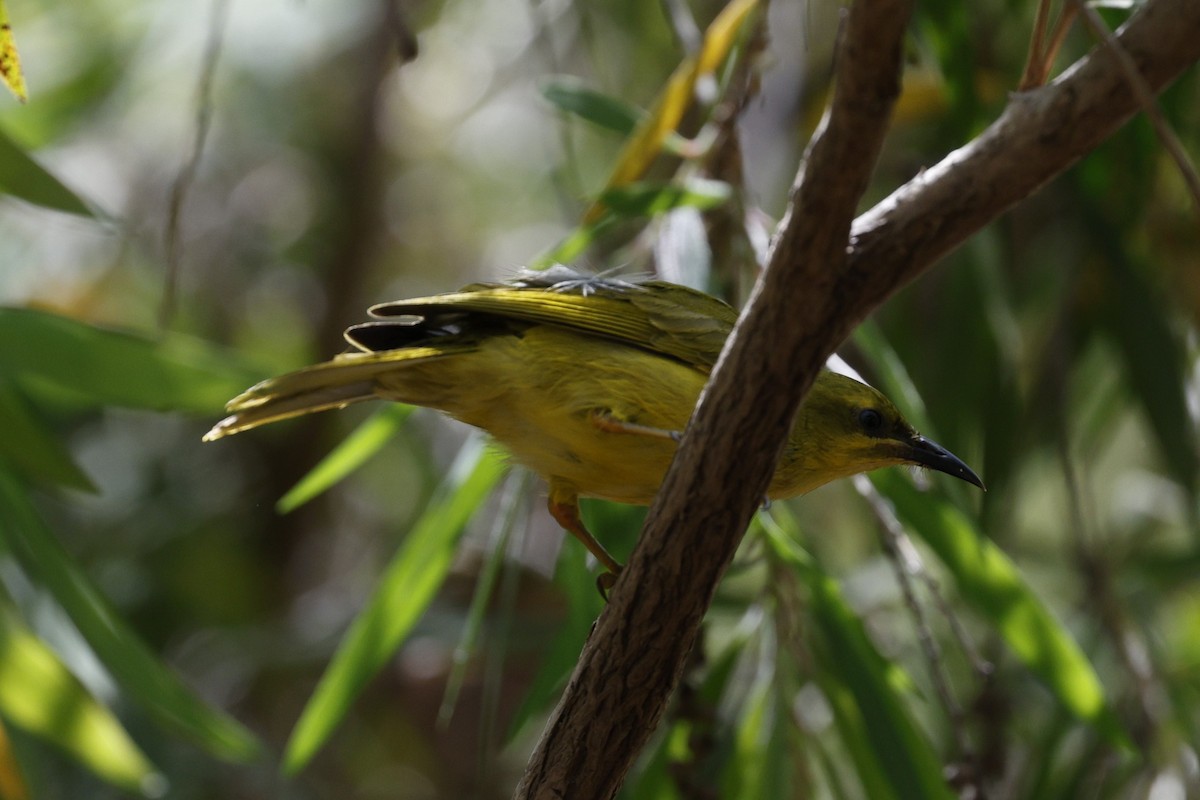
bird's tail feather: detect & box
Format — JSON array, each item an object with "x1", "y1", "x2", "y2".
[{"x1": 203, "y1": 347, "x2": 450, "y2": 440}]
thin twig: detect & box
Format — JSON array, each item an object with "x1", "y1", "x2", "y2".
[
  {"x1": 853, "y1": 476, "x2": 979, "y2": 787},
  {"x1": 526, "y1": 0, "x2": 588, "y2": 219},
  {"x1": 915, "y1": 546, "x2": 993, "y2": 682},
  {"x1": 1018, "y1": 0, "x2": 1056, "y2": 89},
  {"x1": 1059, "y1": 420, "x2": 1160, "y2": 751},
  {"x1": 159, "y1": 0, "x2": 229, "y2": 331},
  {"x1": 437, "y1": 470, "x2": 529, "y2": 728},
  {"x1": 1018, "y1": 0, "x2": 1079, "y2": 90},
  {"x1": 1073, "y1": 0, "x2": 1200, "y2": 222},
  {"x1": 1042, "y1": 4, "x2": 1080, "y2": 82},
  {"x1": 478, "y1": 475, "x2": 530, "y2": 792},
  {"x1": 696, "y1": 4, "x2": 770, "y2": 302}
]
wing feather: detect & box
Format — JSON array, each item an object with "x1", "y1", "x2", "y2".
[{"x1": 365, "y1": 270, "x2": 737, "y2": 371}]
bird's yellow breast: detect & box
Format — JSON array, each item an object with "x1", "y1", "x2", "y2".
[
  {"x1": 428, "y1": 326, "x2": 707, "y2": 504},
  {"x1": 370, "y1": 325, "x2": 889, "y2": 506}
]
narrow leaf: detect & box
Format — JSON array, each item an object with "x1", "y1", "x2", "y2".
[
  {"x1": 0, "y1": 469, "x2": 261, "y2": 761},
  {"x1": 813, "y1": 663, "x2": 901, "y2": 800},
  {"x1": 765, "y1": 524, "x2": 954, "y2": 800},
  {"x1": 871, "y1": 470, "x2": 1131, "y2": 749},
  {"x1": 0, "y1": 308, "x2": 259, "y2": 413},
  {"x1": 283, "y1": 436, "x2": 507, "y2": 773},
  {"x1": 812, "y1": 577, "x2": 953, "y2": 800},
  {"x1": 1099, "y1": 250, "x2": 1198, "y2": 494},
  {"x1": 506, "y1": 540, "x2": 605, "y2": 741},
  {"x1": 438, "y1": 472, "x2": 527, "y2": 726},
  {"x1": 0, "y1": 379, "x2": 95, "y2": 491},
  {"x1": 723, "y1": 654, "x2": 793, "y2": 799},
  {"x1": 0, "y1": 129, "x2": 93, "y2": 216},
  {"x1": 0, "y1": 605, "x2": 162, "y2": 794},
  {"x1": 582, "y1": 0, "x2": 759, "y2": 222},
  {"x1": 276, "y1": 404, "x2": 413, "y2": 513},
  {"x1": 598, "y1": 178, "x2": 730, "y2": 217},
  {"x1": 539, "y1": 180, "x2": 729, "y2": 268},
  {"x1": 541, "y1": 77, "x2": 644, "y2": 135}
]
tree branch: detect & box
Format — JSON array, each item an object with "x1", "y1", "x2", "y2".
[
  {"x1": 515, "y1": 0, "x2": 1200, "y2": 796},
  {"x1": 845, "y1": 0, "x2": 1200, "y2": 326},
  {"x1": 516, "y1": 0, "x2": 913, "y2": 795}
]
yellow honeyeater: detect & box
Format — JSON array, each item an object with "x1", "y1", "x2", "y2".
[{"x1": 206, "y1": 267, "x2": 983, "y2": 578}]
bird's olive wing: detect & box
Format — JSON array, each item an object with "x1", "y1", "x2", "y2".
[{"x1": 365, "y1": 270, "x2": 737, "y2": 371}]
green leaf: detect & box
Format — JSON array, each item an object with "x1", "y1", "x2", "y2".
[
  {"x1": 438, "y1": 472, "x2": 526, "y2": 726},
  {"x1": 276, "y1": 404, "x2": 414, "y2": 513},
  {"x1": 0, "y1": 308, "x2": 259, "y2": 413},
  {"x1": 506, "y1": 535, "x2": 606, "y2": 742},
  {"x1": 871, "y1": 470, "x2": 1132, "y2": 749},
  {"x1": 1098, "y1": 250, "x2": 1198, "y2": 495},
  {"x1": 621, "y1": 721, "x2": 686, "y2": 800},
  {"x1": 0, "y1": 604, "x2": 163, "y2": 794},
  {"x1": 506, "y1": 536, "x2": 607, "y2": 742},
  {"x1": 811, "y1": 582, "x2": 952, "y2": 800},
  {"x1": 764, "y1": 524, "x2": 953, "y2": 800},
  {"x1": 535, "y1": 179, "x2": 729, "y2": 270},
  {"x1": 597, "y1": 178, "x2": 731, "y2": 217},
  {"x1": 541, "y1": 77, "x2": 644, "y2": 135},
  {"x1": 283, "y1": 436, "x2": 507, "y2": 773},
  {"x1": 0, "y1": 127, "x2": 92, "y2": 216},
  {"x1": 0, "y1": 379, "x2": 95, "y2": 491},
  {"x1": 507, "y1": 499, "x2": 644, "y2": 742},
  {"x1": 0, "y1": 468, "x2": 262, "y2": 762},
  {"x1": 722, "y1": 644, "x2": 793, "y2": 800},
  {"x1": 582, "y1": 0, "x2": 759, "y2": 223}
]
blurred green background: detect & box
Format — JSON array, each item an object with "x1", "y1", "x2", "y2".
[{"x1": 0, "y1": 0, "x2": 1197, "y2": 798}]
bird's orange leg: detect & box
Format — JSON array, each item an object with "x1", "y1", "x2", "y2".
[
  {"x1": 547, "y1": 484, "x2": 623, "y2": 592},
  {"x1": 588, "y1": 409, "x2": 682, "y2": 442}
]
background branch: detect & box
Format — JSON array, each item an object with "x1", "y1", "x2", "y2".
[{"x1": 516, "y1": 0, "x2": 1200, "y2": 796}]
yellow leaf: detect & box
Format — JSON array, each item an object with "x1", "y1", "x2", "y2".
[
  {"x1": 0, "y1": 609, "x2": 162, "y2": 793},
  {"x1": 0, "y1": 0, "x2": 27, "y2": 103},
  {"x1": 583, "y1": 0, "x2": 758, "y2": 223}
]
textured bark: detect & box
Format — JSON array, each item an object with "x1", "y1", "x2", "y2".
[{"x1": 515, "y1": 0, "x2": 1200, "y2": 797}]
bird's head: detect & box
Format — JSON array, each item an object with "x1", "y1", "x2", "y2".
[{"x1": 772, "y1": 371, "x2": 984, "y2": 497}]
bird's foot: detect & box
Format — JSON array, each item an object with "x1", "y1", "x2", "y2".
[{"x1": 596, "y1": 570, "x2": 619, "y2": 600}]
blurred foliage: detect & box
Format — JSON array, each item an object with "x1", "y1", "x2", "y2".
[{"x1": 0, "y1": 0, "x2": 1197, "y2": 798}]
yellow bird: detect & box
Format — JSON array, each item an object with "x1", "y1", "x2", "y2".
[{"x1": 205, "y1": 267, "x2": 983, "y2": 578}]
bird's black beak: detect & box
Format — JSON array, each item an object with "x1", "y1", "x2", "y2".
[{"x1": 905, "y1": 435, "x2": 985, "y2": 490}]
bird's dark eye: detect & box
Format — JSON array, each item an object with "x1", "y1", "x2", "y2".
[{"x1": 858, "y1": 408, "x2": 884, "y2": 433}]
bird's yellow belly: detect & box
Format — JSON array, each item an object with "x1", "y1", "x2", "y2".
[{"x1": 442, "y1": 327, "x2": 708, "y2": 504}]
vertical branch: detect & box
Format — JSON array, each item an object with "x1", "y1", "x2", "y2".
[
  {"x1": 514, "y1": 1, "x2": 914, "y2": 796},
  {"x1": 514, "y1": 0, "x2": 1200, "y2": 796}
]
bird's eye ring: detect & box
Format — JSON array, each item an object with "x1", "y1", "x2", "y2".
[{"x1": 858, "y1": 408, "x2": 883, "y2": 433}]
